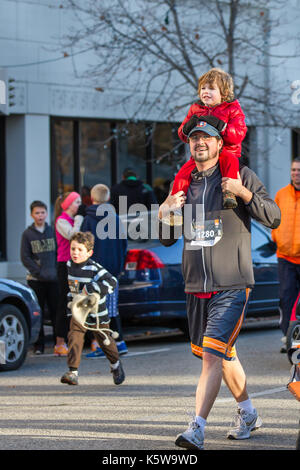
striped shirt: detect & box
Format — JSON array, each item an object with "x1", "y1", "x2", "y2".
[{"x1": 67, "y1": 258, "x2": 117, "y2": 326}]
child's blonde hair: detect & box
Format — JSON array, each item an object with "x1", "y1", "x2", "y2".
[
  {"x1": 54, "y1": 192, "x2": 71, "y2": 222},
  {"x1": 91, "y1": 184, "x2": 110, "y2": 204},
  {"x1": 198, "y1": 68, "x2": 234, "y2": 102}
]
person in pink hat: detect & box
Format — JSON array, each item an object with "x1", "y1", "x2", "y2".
[{"x1": 54, "y1": 191, "x2": 84, "y2": 356}]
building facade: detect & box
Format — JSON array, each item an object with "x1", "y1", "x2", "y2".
[{"x1": 0, "y1": 0, "x2": 299, "y2": 279}]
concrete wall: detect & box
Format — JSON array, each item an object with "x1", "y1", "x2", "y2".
[{"x1": 2, "y1": 114, "x2": 50, "y2": 279}]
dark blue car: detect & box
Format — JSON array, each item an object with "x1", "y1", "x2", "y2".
[
  {"x1": 118, "y1": 219, "x2": 280, "y2": 334},
  {"x1": 0, "y1": 278, "x2": 41, "y2": 371}
]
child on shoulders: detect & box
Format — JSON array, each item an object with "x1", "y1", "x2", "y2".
[{"x1": 175, "y1": 67, "x2": 247, "y2": 209}]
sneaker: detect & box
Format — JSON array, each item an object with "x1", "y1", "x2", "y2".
[
  {"x1": 86, "y1": 347, "x2": 105, "y2": 358},
  {"x1": 54, "y1": 343, "x2": 68, "y2": 356},
  {"x1": 227, "y1": 408, "x2": 262, "y2": 440},
  {"x1": 86, "y1": 341, "x2": 128, "y2": 358},
  {"x1": 223, "y1": 191, "x2": 238, "y2": 209},
  {"x1": 117, "y1": 341, "x2": 128, "y2": 355},
  {"x1": 280, "y1": 336, "x2": 287, "y2": 353},
  {"x1": 111, "y1": 361, "x2": 125, "y2": 385},
  {"x1": 175, "y1": 419, "x2": 204, "y2": 450},
  {"x1": 33, "y1": 346, "x2": 44, "y2": 355},
  {"x1": 60, "y1": 371, "x2": 78, "y2": 385}
]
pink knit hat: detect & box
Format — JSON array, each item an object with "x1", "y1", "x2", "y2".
[{"x1": 61, "y1": 191, "x2": 81, "y2": 211}]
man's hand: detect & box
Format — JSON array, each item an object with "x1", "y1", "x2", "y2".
[
  {"x1": 158, "y1": 191, "x2": 186, "y2": 220},
  {"x1": 221, "y1": 172, "x2": 253, "y2": 204}
]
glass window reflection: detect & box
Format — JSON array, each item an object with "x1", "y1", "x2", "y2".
[
  {"x1": 79, "y1": 120, "x2": 111, "y2": 189},
  {"x1": 53, "y1": 120, "x2": 74, "y2": 195},
  {"x1": 117, "y1": 121, "x2": 147, "y2": 182},
  {"x1": 152, "y1": 122, "x2": 187, "y2": 204}
]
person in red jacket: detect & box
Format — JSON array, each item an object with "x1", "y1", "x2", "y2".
[{"x1": 175, "y1": 68, "x2": 247, "y2": 209}]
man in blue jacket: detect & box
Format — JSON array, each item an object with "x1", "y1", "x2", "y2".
[
  {"x1": 81, "y1": 184, "x2": 128, "y2": 356},
  {"x1": 110, "y1": 168, "x2": 157, "y2": 214}
]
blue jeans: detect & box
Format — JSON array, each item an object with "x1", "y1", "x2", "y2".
[{"x1": 106, "y1": 283, "x2": 119, "y2": 318}]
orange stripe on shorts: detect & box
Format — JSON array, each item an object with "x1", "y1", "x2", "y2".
[
  {"x1": 203, "y1": 336, "x2": 236, "y2": 358},
  {"x1": 226, "y1": 288, "x2": 250, "y2": 356},
  {"x1": 191, "y1": 343, "x2": 203, "y2": 357}
]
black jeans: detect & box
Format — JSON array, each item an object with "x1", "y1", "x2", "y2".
[
  {"x1": 278, "y1": 258, "x2": 300, "y2": 335},
  {"x1": 56, "y1": 262, "x2": 71, "y2": 341},
  {"x1": 27, "y1": 280, "x2": 58, "y2": 350}
]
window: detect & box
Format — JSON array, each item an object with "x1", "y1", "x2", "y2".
[
  {"x1": 51, "y1": 118, "x2": 113, "y2": 215},
  {"x1": 251, "y1": 223, "x2": 270, "y2": 251},
  {"x1": 292, "y1": 128, "x2": 300, "y2": 159},
  {"x1": 0, "y1": 116, "x2": 6, "y2": 260},
  {"x1": 51, "y1": 117, "x2": 188, "y2": 214},
  {"x1": 80, "y1": 120, "x2": 111, "y2": 188},
  {"x1": 241, "y1": 126, "x2": 252, "y2": 168},
  {"x1": 152, "y1": 122, "x2": 186, "y2": 204},
  {"x1": 51, "y1": 119, "x2": 74, "y2": 202},
  {"x1": 117, "y1": 121, "x2": 147, "y2": 182}
]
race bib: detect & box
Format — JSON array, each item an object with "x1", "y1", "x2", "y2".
[{"x1": 190, "y1": 218, "x2": 223, "y2": 247}]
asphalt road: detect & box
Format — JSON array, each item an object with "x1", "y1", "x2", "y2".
[{"x1": 0, "y1": 325, "x2": 299, "y2": 456}]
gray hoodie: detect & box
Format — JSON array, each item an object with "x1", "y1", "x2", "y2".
[{"x1": 20, "y1": 223, "x2": 57, "y2": 281}]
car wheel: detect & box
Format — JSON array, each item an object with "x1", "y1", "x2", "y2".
[
  {"x1": 286, "y1": 320, "x2": 300, "y2": 364},
  {"x1": 0, "y1": 304, "x2": 29, "y2": 371}
]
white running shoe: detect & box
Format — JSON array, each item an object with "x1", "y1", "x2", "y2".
[
  {"x1": 175, "y1": 419, "x2": 204, "y2": 450},
  {"x1": 227, "y1": 407, "x2": 262, "y2": 440}
]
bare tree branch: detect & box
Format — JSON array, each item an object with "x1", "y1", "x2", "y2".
[{"x1": 61, "y1": 0, "x2": 299, "y2": 129}]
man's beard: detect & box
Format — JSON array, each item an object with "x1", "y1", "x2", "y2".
[{"x1": 192, "y1": 146, "x2": 219, "y2": 163}]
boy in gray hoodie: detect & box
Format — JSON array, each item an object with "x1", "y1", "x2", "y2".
[{"x1": 20, "y1": 201, "x2": 58, "y2": 354}]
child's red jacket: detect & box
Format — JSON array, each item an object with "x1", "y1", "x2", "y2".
[
  {"x1": 178, "y1": 99, "x2": 247, "y2": 156},
  {"x1": 173, "y1": 99, "x2": 247, "y2": 195}
]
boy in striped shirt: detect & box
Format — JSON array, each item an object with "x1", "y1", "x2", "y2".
[{"x1": 60, "y1": 231, "x2": 125, "y2": 386}]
